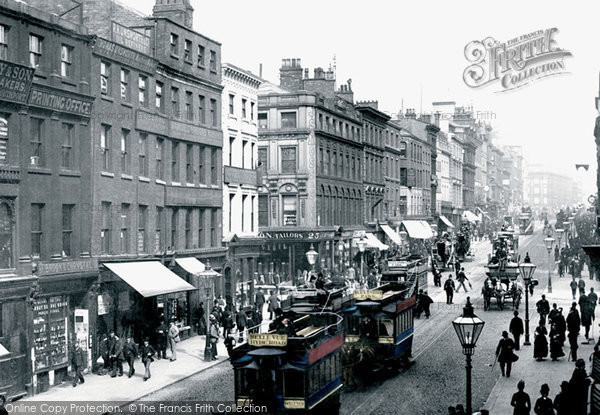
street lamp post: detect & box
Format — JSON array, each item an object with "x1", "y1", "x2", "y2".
[
  {"x1": 519, "y1": 260, "x2": 537, "y2": 346},
  {"x1": 544, "y1": 236, "x2": 555, "y2": 294},
  {"x1": 453, "y1": 297, "x2": 485, "y2": 415},
  {"x1": 305, "y1": 244, "x2": 318, "y2": 275},
  {"x1": 357, "y1": 236, "x2": 367, "y2": 282}
]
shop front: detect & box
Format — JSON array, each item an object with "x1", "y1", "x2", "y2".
[{"x1": 222, "y1": 235, "x2": 263, "y2": 309}]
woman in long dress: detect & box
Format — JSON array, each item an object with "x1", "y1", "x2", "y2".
[
  {"x1": 533, "y1": 321, "x2": 548, "y2": 361},
  {"x1": 549, "y1": 323, "x2": 565, "y2": 361}
]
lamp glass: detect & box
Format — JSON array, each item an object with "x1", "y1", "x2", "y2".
[
  {"x1": 543, "y1": 237, "x2": 555, "y2": 251},
  {"x1": 306, "y1": 244, "x2": 318, "y2": 266},
  {"x1": 519, "y1": 262, "x2": 537, "y2": 283},
  {"x1": 453, "y1": 315, "x2": 485, "y2": 348}
]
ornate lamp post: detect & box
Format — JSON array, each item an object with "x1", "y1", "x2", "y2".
[
  {"x1": 544, "y1": 236, "x2": 555, "y2": 293},
  {"x1": 305, "y1": 244, "x2": 318, "y2": 275},
  {"x1": 357, "y1": 236, "x2": 367, "y2": 281},
  {"x1": 519, "y1": 261, "x2": 537, "y2": 345},
  {"x1": 199, "y1": 262, "x2": 221, "y2": 362},
  {"x1": 453, "y1": 297, "x2": 485, "y2": 415}
]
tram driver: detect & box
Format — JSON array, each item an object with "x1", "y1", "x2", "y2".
[{"x1": 360, "y1": 316, "x2": 377, "y2": 339}]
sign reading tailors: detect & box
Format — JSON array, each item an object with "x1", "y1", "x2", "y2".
[
  {"x1": 248, "y1": 333, "x2": 288, "y2": 347},
  {"x1": 0, "y1": 60, "x2": 35, "y2": 104},
  {"x1": 29, "y1": 87, "x2": 93, "y2": 116},
  {"x1": 111, "y1": 21, "x2": 151, "y2": 55}
]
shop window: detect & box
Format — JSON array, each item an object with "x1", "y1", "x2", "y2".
[
  {"x1": 282, "y1": 195, "x2": 297, "y2": 226},
  {"x1": 0, "y1": 202, "x2": 13, "y2": 269}
]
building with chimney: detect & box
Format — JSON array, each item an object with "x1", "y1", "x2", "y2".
[
  {"x1": 221, "y1": 62, "x2": 262, "y2": 308},
  {"x1": 257, "y1": 59, "x2": 364, "y2": 280}
]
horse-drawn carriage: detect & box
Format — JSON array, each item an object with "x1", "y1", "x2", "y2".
[{"x1": 482, "y1": 230, "x2": 522, "y2": 311}]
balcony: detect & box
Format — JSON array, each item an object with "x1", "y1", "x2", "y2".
[
  {"x1": 224, "y1": 166, "x2": 258, "y2": 187},
  {"x1": 0, "y1": 166, "x2": 20, "y2": 184}
]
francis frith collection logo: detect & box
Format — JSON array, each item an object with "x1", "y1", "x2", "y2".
[{"x1": 463, "y1": 28, "x2": 572, "y2": 92}]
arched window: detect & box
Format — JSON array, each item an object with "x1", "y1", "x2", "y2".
[{"x1": 0, "y1": 202, "x2": 13, "y2": 268}]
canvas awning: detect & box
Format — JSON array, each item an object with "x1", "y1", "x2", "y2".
[
  {"x1": 104, "y1": 261, "x2": 195, "y2": 298},
  {"x1": 380, "y1": 224, "x2": 403, "y2": 245},
  {"x1": 175, "y1": 257, "x2": 206, "y2": 275},
  {"x1": 439, "y1": 215, "x2": 455, "y2": 229},
  {"x1": 402, "y1": 220, "x2": 435, "y2": 239},
  {"x1": 364, "y1": 233, "x2": 389, "y2": 251},
  {"x1": 463, "y1": 210, "x2": 481, "y2": 223}
]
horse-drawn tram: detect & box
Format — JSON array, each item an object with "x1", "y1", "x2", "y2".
[
  {"x1": 483, "y1": 230, "x2": 523, "y2": 310},
  {"x1": 230, "y1": 312, "x2": 344, "y2": 414},
  {"x1": 343, "y1": 281, "x2": 416, "y2": 375},
  {"x1": 382, "y1": 256, "x2": 428, "y2": 293}
]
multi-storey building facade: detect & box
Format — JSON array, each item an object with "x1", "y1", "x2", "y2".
[
  {"x1": 258, "y1": 59, "x2": 363, "y2": 279},
  {"x1": 501, "y1": 145, "x2": 524, "y2": 209},
  {"x1": 221, "y1": 63, "x2": 262, "y2": 307},
  {"x1": 436, "y1": 130, "x2": 453, "y2": 221},
  {"x1": 384, "y1": 121, "x2": 406, "y2": 220},
  {"x1": 525, "y1": 166, "x2": 581, "y2": 210}
]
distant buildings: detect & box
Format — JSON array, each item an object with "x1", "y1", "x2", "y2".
[{"x1": 525, "y1": 165, "x2": 581, "y2": 210}]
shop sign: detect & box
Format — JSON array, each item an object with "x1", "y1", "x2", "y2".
[
  {"x1": 353, "y1": 290, "x2": 383, "y2": 301},
  {"x1": 111, "y1": 21, "x2": 151, "y2": 55},
  {"x1": 257, "y1": 230, "x2": 335, "y2": 241},
  {"x1": 0, "y1": 59, "x2": 34, "y2": 104},
  {"x1": 28, "y1": 87, "x2": 93, "y2": 116},
  {"x1": 388, "y1": 261, "x2": 408, "y2": 269},
  {"x1": 93, "y1": 37, "x2": 157, "y2": 74},
  {"x1": 37, "y1": 258, "x2": 98, "y2": 276},
  {"x1": 248, "y1": 333, "x2": 287, "y2": 347}
]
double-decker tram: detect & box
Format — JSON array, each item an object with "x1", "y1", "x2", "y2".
[{"x1": 230, "y1": 312, "x2": 344, "y2": 414}]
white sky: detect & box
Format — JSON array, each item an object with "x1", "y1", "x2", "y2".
[{"x1": 128, "y1": 0, "x2": 599, "y2": 197}]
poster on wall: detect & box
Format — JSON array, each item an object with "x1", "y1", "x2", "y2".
[
  {"x1": 32, "y1": 296, "x2": 69, "y2": 372},
  {"x1": 74, "y1": 309, "x2": 90, "y2": 369},
  {"x1": 97, "y1": 292, "x2": 113, "y2": 315}
]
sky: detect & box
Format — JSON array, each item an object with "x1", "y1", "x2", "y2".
[{"x1": 128, "y1": 0, "x2": 599, "y2": 197}]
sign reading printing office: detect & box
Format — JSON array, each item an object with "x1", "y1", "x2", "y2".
[
  {"x1": 111, "y1": 21, "x2": 151, "y2": 55},
  {"x1": 0, "y1": 59, "x2": 35, "y2": 104},
  {"x1": 29, "y1": 87, "x2": 93, "y2": 116},
  {"x1": 463, "y1": 28, "x2": 572, "y2": 92}
]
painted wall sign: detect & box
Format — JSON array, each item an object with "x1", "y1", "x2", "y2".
[
  {"x1": 94, "y1": 37, "x2": 157, "y2": 74},
  {"x1": 0, "y1": 59, "x2": 35, "y2": 104},
  {"x1": 111, "y1": 21, "x2": 151, "y2": 55},
  {"x1": 29, "y1": 87, "x2": 93, "y2": 116}
]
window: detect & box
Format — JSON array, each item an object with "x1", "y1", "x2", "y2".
[
  {"x1": 210, "y1": 208, "x2": 218, "y2": 246},
  {"x1": 171, "y1": 141, "x2": 179, "y2": 182},
  {"x1": 170, "y1": 208, "x2": 178, "y2": 249},
  {"x1": 0, "y1": 203, "x2": 13, "y2": 268},
  {"x1": 0, "y1": 25, "x2": 7, "y2": 60},
  {"x1": 210, "y1": 99, "x2": 217, "y2": 127},
  {"x1": 30, "y1": 118, "x2": 44, "y2": 167},
  {"x1": 258, "y1": 113, "x2": 268, "y2": 129},
  {"x1": 281, "y1": 147, "x2": 296, "y2": 173},
  {"x1": 138, "y1": 75, "x2": 148, "y2": 106},
  {"x1": 29, "y1": 34, "x2": 42, "y2": 68},
  {"x1": 156, "y1": 137, "x2": 165, "y2": 179},
  {"x1": 251, "y1": 143, "x2": 255, "y2": 169},
  {"x1": 258, "y1": 195, "x2": 268, "y2": 227},
  {"x1": 138, "y1": 133, "x2": 148, "y2": 177},
  {"x1": 242, "y1": 98, "x2": 247, "y2": 119},
  {"x1": 62, "y1": 205, "x2": 75, "y2": 257},
  {"x1": 210, "y1": 147, "x2": 217, "y2": 184},
  {"x1": 101, "y1": 202, "x2": 111, "y2": 254},
  {"x1": 171, "y1": 87, "x2": 179, "y2": 116},
  {"x1": 155, "y1": 206, "x2": 164, "y2": 252},
  {"x1": 229, "y1": 94, "x2": 235, "y2": 115},
  {"x1": 198, "y1": 95, "x2": 206, "y2": 124},
  {"x1": 283, "y1": 196, "x2": 297, "y2": 226},
  {"x1": 184, "y1": 39, "x2": 192, "y2": 62},
  {"x1": 156, "y1": 81, "x2": 164, "y2": 111},
  {"x1": 185, "y1": 209, "x2": 192, "y2": 249},
  {"x1": 209, "y1": 50, "x2": 217, "y2": 71},
  {"x1": 197, "y1": 45, "x2": 205, "y2": 67},
  {"x1": 120, "y1": 129, "x2": 130, "y2": 173},
  {"x1": 251, "y1": 195, "x2": 255, "y2": 232},
  {"x1": 241, "y1": 194, "x2": 248, "y2": 232},
  {"x1": 185, "y1": 91, "x2": 193, "y2": 120},
  {"x1": 400, "y1": 141, "x2": 407, "y2": 158},
  {"x1": 120, "y1": 203, "x2": 130, "y2": 253},
  {"x1": 281, "y1": 112, "x2": 297, "y2": 129},
  {"x1": 186, "y1": 144, "x2": 193, "y2": 183},
  {"x1": 241, "y1": 140, "x2": 249, "y2": 169},
  {"x1": 60, "y1": 45, "x2": 73, "y2": 77},
  {"x1": 100, "y1": 124, "x2": 111, "y2": 171},
  {"x1": 400, "y1": 168, "x2": 407, "y2": 186},
  {"x1": 250, "y1": 102, "x2": 255, "y2": 121},
  {"x1": 61, "y1": 123, "x2": 74, "y2": 169},
  {"x1": 170, "y1": 33, "x2": 179, "y2": 55},
  {"x1": 198, "y1": 145, "x2": 205, "y2": 184},
  {"x1": 120, "y1": 68, "x2": 130, "y2": 101},
  {"x1": 31, "y1": 203, "x2": 44, "y2": 257},
  {"x1": 100, "y1": 61, "x2": 110, "y2": 95},
  {"x1": 229, "y1": 137, "x2": 235, "y2": 166},
  {"x1": 138, "y1": 205, "x2": 147, "y2": 253}
]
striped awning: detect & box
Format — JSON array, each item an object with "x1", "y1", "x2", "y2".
[{"x1": 380, "y1": 224, "x2": 403, "y2": 245}]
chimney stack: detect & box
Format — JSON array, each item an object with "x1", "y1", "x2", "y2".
[
  {"x1": 153, "y1": 0, "x2": 194, "y2": 29},
  {"x1": 279, "y1": 58, "x2": 303, "y2": 91}
]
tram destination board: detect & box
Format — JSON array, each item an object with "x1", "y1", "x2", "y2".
[{"x1": 248, "y1": 333, "x2": 288, "y2": 347}]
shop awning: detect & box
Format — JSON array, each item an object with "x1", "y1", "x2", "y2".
[
  {"x1": 439, "y1": 215, "x2": 455, "y2": 229},
  {"x1": 365, "y1": 233, "x2": 389, "y2": 251},
  {"x1": 104, "y1": 261, "x2": 195, "y2": 298},
  {"x1": 463, "y1": 210, "x2": 481, "y2": 223},
  {"x1": 175, "y1": 257, "x2": 206, "y2": 275},
  {"x1": 402, "y1": 220, "x2": 434, "y2": 239},
  {"x1": 380, "y1": 224, "x2": 402, "y2": 245}
]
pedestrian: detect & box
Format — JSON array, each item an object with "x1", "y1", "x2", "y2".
[
  {"x1": 194, "y1": 303, "x2": 206, "y2": 335},
  {"x1": 224, "y1": 335, "x2": 236, "y2": 357},
  {"x1": 155, "y1": 320, "x2": 168, "y2": 360},
  {"x1": 536, "y1": 295, "x2": 550, "y2": 326},
  {"x1": 454, "y1": 404, "x2": 466, "y2": 415},
  {"x1": 533, "y1": 383, "x2": 555, "y2": 415},
  {"x1": 511, "y1": 379, "x2": 532, "y2": 415},
  {"x1": 510, "y1": 310, "x2": 524, "y2": 350},
  {"x1": 533, "y1": 321, "x2": 548, "y2": 361},
  {"x1": 107, "y1": 330, "x2": 116, "y2": 371},
  {"x1": 236, "y1": 307, "x2": 247, "y2": 342},
  {"x1": 456, "y1": 268, "x2": 470, "y2": 293},
  {"x1": 579, "y1": 292, "x2": 593, "y2": 341},
  {"x1": 98, "y1": 333, "x2": 110, "y2": 375},
  {"x1": 432, "y1": 261, "x2": 442, "y2": 287},
  {"x1": 123, "y1": 336, "x2": 137, "y2": 378},
  {"x1": 255, "y1": 288, "x2": 266, "y2": 319},
  {"x1": 209, "y1": 315, "x2": 220, "y2": 361},
  {"x1": 454, "y1": 257, "x2": 461, "y2": 274},
  {"x1": 570, "y1": 277, "x2": 578, "y2": 300},
  {"x1": 577, "y1": 278, "x2": 585, "y2": 297},
  {"x1": 548, "y1": 303, "x2": 560, "y2": 326},
  {"x1": 110, "y1": 335, "x2": 124, "y2": 377},
  {"x1": 140, "y1": 337, "x2": 155, "y2": 382},
  {"x1": 0, "y1": 395, "x2": 7, "y2": 415},
  {"x1": 447, "y1": 406, "x2": 457, "y2": 415},
  {"x1": 71, "y1": 342, "x2": 86, "y2": 387},
  {"x1": 168, "y1": 320, "x2": 180, "y2": 361},
  {"x1": 217, "y1": 295, "x2": 226, "y2": 311},
  {"x1": 566, "y1": 302, "x2": 581, "y2": 361},
  {"x1": 444, "y1": 275, "x2": 456, "y2": 305},
  {"x1": 496, "y1": 330, "x2": 516, "y2": 377},
  {"x1": 589, "y1": 287, "x2": 598, "y2": 320},
  {"x1": 569, "y1": 359, "x2": 591, "y2": 415},
  {"x1": 221, "y1": 306, "x2": 234, "y2": 338},
  {"x1": 554, "y1": 245, "x2": 559, "y2": 262},
  {"x1": 267, "y1": 291, "x2": 280, "y2": 320},
  {"x1": 549, "y1": 323, "x2": 565, "y2": 361},
  {"x1": 558, "y1": 261, "x2": 564, "y2": 278},
  {"x1": 553, "y1": 381, "x2": 571, "y2": 415},
  {"x1": 416, "y1": 289, "x2": 433, "y2": 318}
]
